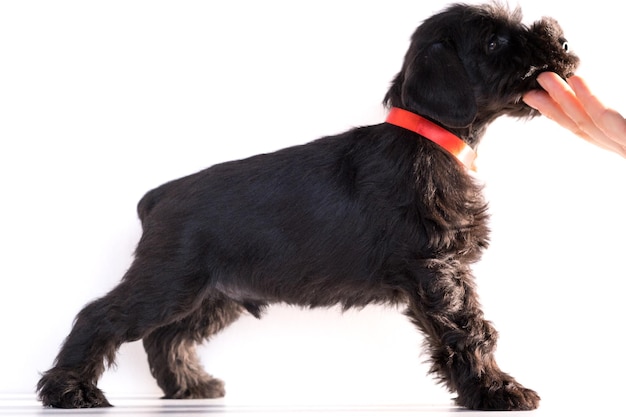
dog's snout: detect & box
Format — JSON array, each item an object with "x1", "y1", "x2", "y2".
[{"x1": 527, "y1": 17, "x2": 579, "y2": 80}]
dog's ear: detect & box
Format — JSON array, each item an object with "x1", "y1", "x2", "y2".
[{"x1": 396, "y1": 42, "x2": 477, "y2": 128}]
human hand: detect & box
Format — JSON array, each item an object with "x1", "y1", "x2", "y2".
[{"x1": 523, "y1": 72, "x2": 626, "y2": 158}]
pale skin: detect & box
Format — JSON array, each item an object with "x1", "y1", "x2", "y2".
[{"x1": 523, "y1": 71, "x2": 626, "y2": 158}]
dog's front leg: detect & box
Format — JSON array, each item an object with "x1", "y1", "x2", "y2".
[{"x1": 403, "y1": 263, "x2": 540, "y2": 411}]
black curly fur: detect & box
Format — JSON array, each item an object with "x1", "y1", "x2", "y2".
[{"x1": 37, "y1": 3, "x2": 578, "y2": 410}]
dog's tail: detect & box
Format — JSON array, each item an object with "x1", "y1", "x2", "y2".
[{"x1": 136, "y1": 187, "x2": 165, "y2": 225}]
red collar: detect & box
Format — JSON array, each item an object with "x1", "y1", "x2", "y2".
[{"x1": 385, "y1": 107, "x2": 477, "y2": 171}]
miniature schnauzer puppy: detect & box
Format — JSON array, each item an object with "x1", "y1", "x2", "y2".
[{"x1": 38, "y1": 2, "x2": 579, "y2": 410}]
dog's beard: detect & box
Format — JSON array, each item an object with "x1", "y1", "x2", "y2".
[{"x1": 521, "y1": 64, "x2": 549, "y2": 80}]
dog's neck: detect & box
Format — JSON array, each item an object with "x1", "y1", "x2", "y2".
[{"x1": 386, "y1": 107, "x2": 477, "y2": 171}]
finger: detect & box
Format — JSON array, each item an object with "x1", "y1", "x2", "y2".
[
  {"x1": 568, "y1": 75, "x2": 626, "y2": 150},
  {"x1": 536, "y1": 72, "x2": 589, "y2": 123},
  {"x1": 536, "y1": 73, "x2": 624, "y2": 155},
  {"x1": 523, "y1": 89, "x2": 591, "y2": 140}
]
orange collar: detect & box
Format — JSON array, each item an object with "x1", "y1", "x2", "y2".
[{"x1": 385, "y1": 107, "x2": 476, "y2": 171}]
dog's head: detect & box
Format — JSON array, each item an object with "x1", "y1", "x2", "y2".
[{"x1": 384, "y1": 3, "x2": 579, "y2": 144}]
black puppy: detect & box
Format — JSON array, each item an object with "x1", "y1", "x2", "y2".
[{"x1": 38, "y1": 3, "x2": 579, "y2": 411}]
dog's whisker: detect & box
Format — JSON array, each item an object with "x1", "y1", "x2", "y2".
[{"x1": 522, "y1": 64, "x2": 549, "y2": 80}]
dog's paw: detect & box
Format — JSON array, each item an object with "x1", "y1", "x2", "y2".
[
  {"x1": 163, "y1": 378, "x2": 226, "y2": 399},
  {"x1": 456, "y1": 379, "x2": 540, "y2": 411},
  {"x1": 37, "y1": 369, "x2": 112, "y2": 408}
]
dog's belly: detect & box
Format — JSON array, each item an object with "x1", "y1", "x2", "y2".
[{"x1": 212, "y1": 272, "x2": 408, "y2": 315}]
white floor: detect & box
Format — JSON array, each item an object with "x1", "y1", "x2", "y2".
[{"x1": 0, "y1": 395, "x2": 582, "y2": 417}]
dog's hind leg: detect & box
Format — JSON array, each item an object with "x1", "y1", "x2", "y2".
[
  {"x1": 403, "y1": 262, "x2": 540, "y2": 411},
  {"x1": 36, "y1": 258, "x2": 214, "y2": 408},
  {"x1": 142, "y1": 293, "x2": 243, "y2": 399}
]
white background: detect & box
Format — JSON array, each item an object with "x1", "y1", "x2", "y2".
[{"x1": 1, "y1": 0, "x2": 624, "y2": 413}]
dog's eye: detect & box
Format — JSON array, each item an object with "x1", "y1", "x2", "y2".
[
  {"x1": 560, "y1": 38, "x2": 569, "y2": 52},
  {"x1": 487, "y1": 34, "x2": 508, "y2": 53}
]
